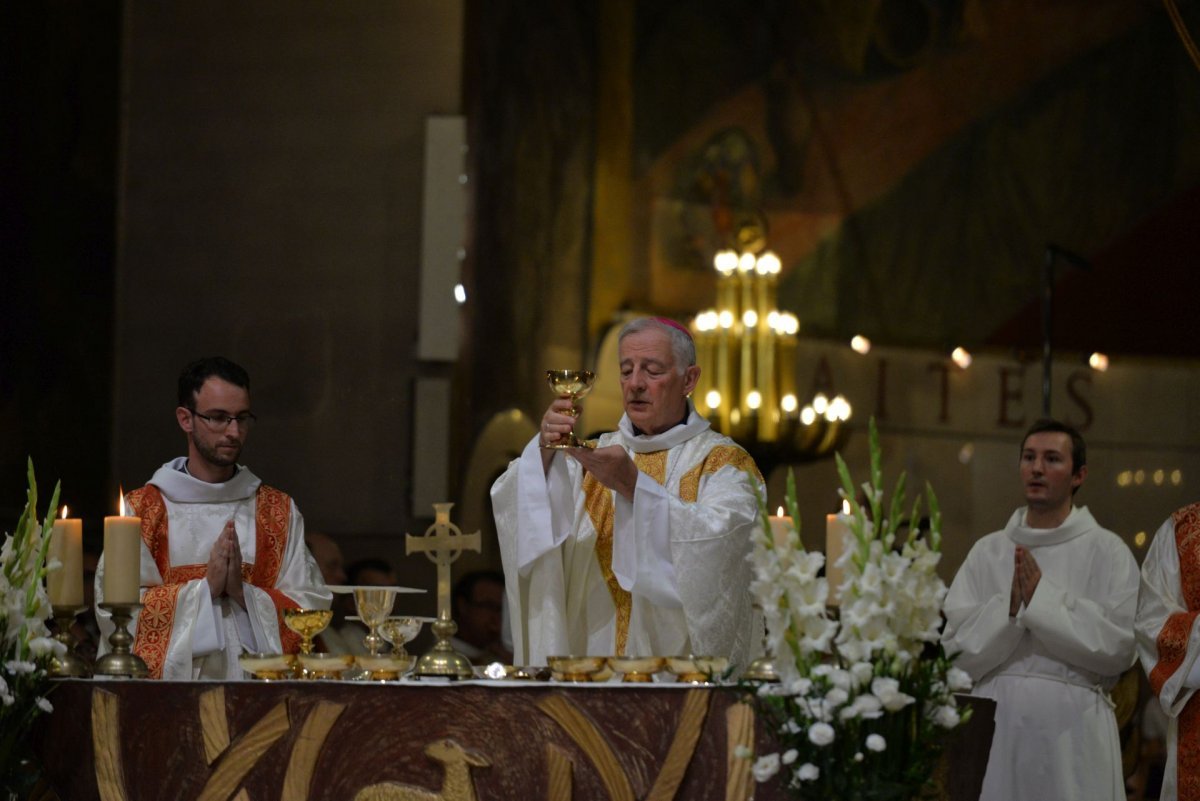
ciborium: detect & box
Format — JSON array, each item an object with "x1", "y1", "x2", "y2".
[
  {"x1": 544, "y1": 369, "x2": 596, "y2": 449},
  {"x1": 283, "y1": 608, "x2": 333, "y2": 655}
]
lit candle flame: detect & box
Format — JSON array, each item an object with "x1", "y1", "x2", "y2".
[
  {"x1": 61, "y1": 505, "x2": 68, "y2": 519},
  {"x1": 118, "y1": 487, "x2": 127, "y2": 517},
  {"x1": 842, "y1": 499, "x2": 851, "y2": 514},
  {"x1": 776, "y1": 506, "x2": 785, "y2": 517}
]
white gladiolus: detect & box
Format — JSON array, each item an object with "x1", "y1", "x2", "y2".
[
  {"x1": 797, "y1": 763, "x2": 820, "y2": 781},
  {"x1": 782, "y1": 749, "x2": 798, "y2": 765},
  {"x1": 866, "y1": 734, "x2": 887, "y2": 752}
]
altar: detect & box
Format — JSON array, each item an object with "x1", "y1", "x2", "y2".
[{"x1": 33, "y1": 679, "x2": 993, "y2": 801}]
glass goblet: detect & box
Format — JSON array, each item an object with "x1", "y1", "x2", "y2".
[
  {"x1": 380, "y1": 616, "x2": 424, "y2": 656},
  {"x1": 283, "y1": 608, "x2": 333, "y2": 655}
]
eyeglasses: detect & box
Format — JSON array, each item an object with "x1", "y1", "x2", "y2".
[{"x1": 191, "y1": 410, "x2": 257, "y2": 431}]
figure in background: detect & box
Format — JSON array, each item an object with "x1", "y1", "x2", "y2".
[
  {"x1": 490, "y1": 316, "x2": 764, "y2": 669},
  {"x1": 306, "y1": 531, "x2": 356, "y2": 655},
  {"x1": 942, "y1": 418, "x2": 1138, "y2": 801},
  {"x1": 451, "y1": 570, "x2": 512, "y2": 665},
  {"x1": 1135, "y1": 500, "x2": 1200, "y2": 801},
  {"x1": 97, "y1": 357, "x2": 330, "y2": 679}
]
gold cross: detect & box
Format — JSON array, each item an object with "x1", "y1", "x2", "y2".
[{"x1": 406, "y1": 503, "x2": 481, "y2": 623}]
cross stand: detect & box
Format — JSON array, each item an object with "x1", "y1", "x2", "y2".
[{"x1": 406, "y1": 503, "x2": 481, "y2": 679}]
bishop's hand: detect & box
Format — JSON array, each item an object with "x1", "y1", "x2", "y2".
[{"x1": 567, "y1": 445, "x2": 639, "y2": 502}]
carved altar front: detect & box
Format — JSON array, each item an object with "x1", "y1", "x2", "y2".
[{"x1": 33, "y1": 680, "x2": 993, "y2": 801}]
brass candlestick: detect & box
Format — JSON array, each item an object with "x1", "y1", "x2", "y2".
[
  {"x1": 94, "y1": 603, "x2": 149, "y2": 678},
  {"x1": 48, "y1": 605, "x2": 91, "y2": 678}
]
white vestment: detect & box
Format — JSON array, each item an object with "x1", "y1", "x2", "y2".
[
  {"x1": 491, "y1": 406, "x2": 764, "y2": 671},
  {"x1": 96, "y1": 458, "x2": 330, "y2": 679},
  {"x1": 941, "y1": 506, "x2": 1138, "y2": 801},
  {"x1": 1135, "y1": 504, "x2": 1200, "y2": 801}
]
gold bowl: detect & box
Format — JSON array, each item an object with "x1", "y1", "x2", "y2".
[
  {"x1": 607, "y1": 655, "x2": 665, "y2": 682},
  {"x1": 297, "y1": 652, "x2": 355, "y2": 680},
  {"x1": 547, "y1": 655, "x2": 606, "y2": 682},
  {"x1": 283, "y1": 608, "x2": 334, "y2": 654},
  {"x1": 355, "y1": 653, "x2": 416, "y2": 681},
  {"x1": 665, "y1": 655, "x2": 728, "y2": 683},
  {"x1": 238, "y1": 652, "x2": 297, "y2": 680}
]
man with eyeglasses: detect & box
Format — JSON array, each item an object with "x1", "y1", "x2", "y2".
[{"x1": 96, "y1": 356, "x2": 330, "y2": 679}]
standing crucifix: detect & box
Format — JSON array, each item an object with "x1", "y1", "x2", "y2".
[{"x1": 406, "y1": 502, "x2": 481, "y2": 678}]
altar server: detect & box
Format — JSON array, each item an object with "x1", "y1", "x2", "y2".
[
  {"x1": 97, "y1": 357, "x2": 329, "y2": 679},
  {"x1": 1136, "y1": 501, "x2": 1200, "y2": 801},
  {"x1": 491, "y1": 317, "x2": 764, "y2": 670},
  {"x1": 942, "y1": 419, "x2": 1138, "y2": 801}
]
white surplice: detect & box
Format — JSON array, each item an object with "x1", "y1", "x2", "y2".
[
  {"x1": 96, "y1": 458, "x2": 330, "y2": 679},
  {"x1": 1135, "y1": 504, "x2": 1200, "y2": 801},
  {"x1": 491, "y1": 406, "x2": 764, "y2": 671},
  {"x1": 941, "y1": 506, "x2": 1138, "y2": 801}
]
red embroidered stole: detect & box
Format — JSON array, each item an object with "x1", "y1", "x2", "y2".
[
  {"x1": 127, "y1": 484, "x2": 300, "y2": 678},
  {"x1": 1150, "y1": 502, "x2": 1200, "y2": 800},
  {"x1": 581, "y1": 443, "x2": 761, "y2": 655}
]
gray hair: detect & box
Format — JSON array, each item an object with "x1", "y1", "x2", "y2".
[{"x1": 618, "y1": 317, "x2": 695, "y2": 374}]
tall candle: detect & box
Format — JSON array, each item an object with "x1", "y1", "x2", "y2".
[
  {"x1": 104, "y1": 491, "x2": 142, "y2": 604},
  {"x1": 825, "y1": 504, "x2": 852, "y2": 606},
  {"x1": 769, "y1": 506, "x2": 793, "y2": 549},
  {"x1": 48, "y1": 508, "x2": 84, "y2": 607}
]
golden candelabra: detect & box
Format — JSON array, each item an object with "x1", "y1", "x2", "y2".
[{"x1": 691, "y1": 248, "x2": 851, "y2": 469}]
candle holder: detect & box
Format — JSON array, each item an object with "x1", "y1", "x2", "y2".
[
  {"x1": 94, "y1": 603, "x2": 149, "y2": 678},
  {"x1": 48, "y1": 605, "x2": 91, "y2": 678}
]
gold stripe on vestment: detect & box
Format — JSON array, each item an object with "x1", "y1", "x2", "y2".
[{"x1": 678, "y1": 445, "x2": 762, "y2": 503}]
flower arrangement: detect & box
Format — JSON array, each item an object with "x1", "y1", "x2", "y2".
[
  {"x1": 743, "y1": 419, "x2": 972, "y2": 800},
  {"x1": 1, "y1": 460, "x2": 64, "y2": 799}
]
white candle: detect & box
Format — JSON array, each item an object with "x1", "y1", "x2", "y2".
[
  {"x1": 48, "y1": 507, "x2": 84, "y2": 607},
  {"x1": 768, "y1": 506, "x2": 793, "y2": 549},
  {"x1": 103, "y1": 491, "x2": 141, "y2": 604},
  {"x1": 825, "y1": 504, "x2": 852, "y2": 606}
]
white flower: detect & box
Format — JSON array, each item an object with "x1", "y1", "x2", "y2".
[
  {"x1": 753, "y1": 753, "x2": 781, "y2": 782},
  {"x1": 5, "y1": 660, "x2": 36, "y2": 675},
  {"x1": 788, "y1": 677, "x2": 813, "y2": 697},
  {"x1": 854, "y1": 752, "x2": 864, "y2": 762},
  {"x1": 933, "y1": 704, "x2": 961, "y2": 729},
  {"x1": 871, "y1": 677, "x2": 915, "y2": 712},
  {"x1": 850, "y1": 661, "x2": 875, "y2": 687},
  {"x1": 35, "y1": 696, "x2": 52, "y2": 713},
  {"x1": 947, "y1": 667, "x2": 973, "y2": 692},
  {"x1": 734, "y1": 744, "x2": 753, "y2": 759},
  {"x1": 797, "y1": 763, "x2": 819, "y2": 781},
  {"x1": 1, "y1": 692, "x2": 13, "y2": 706},
  {"x1": 825, "y1": 687, "x2": 849, "y2": 707},
  {"x1": 29, "y1": 636, "x2": 65, "y2": 658},
  {"x1": 866, "y1": 734, "x2": 886, "y2": 752},
  {"x1": 782, "y1": 749, "x2": 798, "y2": 765},
  {"x1": 808, "y1": 722, "x2": 835, "y2": 746}
]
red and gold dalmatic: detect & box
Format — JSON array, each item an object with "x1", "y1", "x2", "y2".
[
  {"x1": 1149, "y1": 502, "x2": 1200, "y2": 801},
  {"x1": 126, "y1": 484, "x2": 301, "y2": 679}
]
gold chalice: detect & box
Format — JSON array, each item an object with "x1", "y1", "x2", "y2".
[
  {"x1": 352, "y1": 587, "x2": 399, "y2": 656},
  {"x1": 380, "y1": 616, "x2": 426, "y2": 656},
  {"x1": 283, "y1": 608, "x2": 333, "y2": 655},
  {"x1": 544, "y1": 370, "x2": 596, "y2": 449}
]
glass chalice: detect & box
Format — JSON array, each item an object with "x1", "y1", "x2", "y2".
[
  {"x1": 283, "y1": 608, "x2": 333, "y2": 655},
  {"x1": 544, "y1": 369, "x2": 596, "y2": 449},
  {"x1": 380, "y1": 616, "x2": 425, "y2": 656}
]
